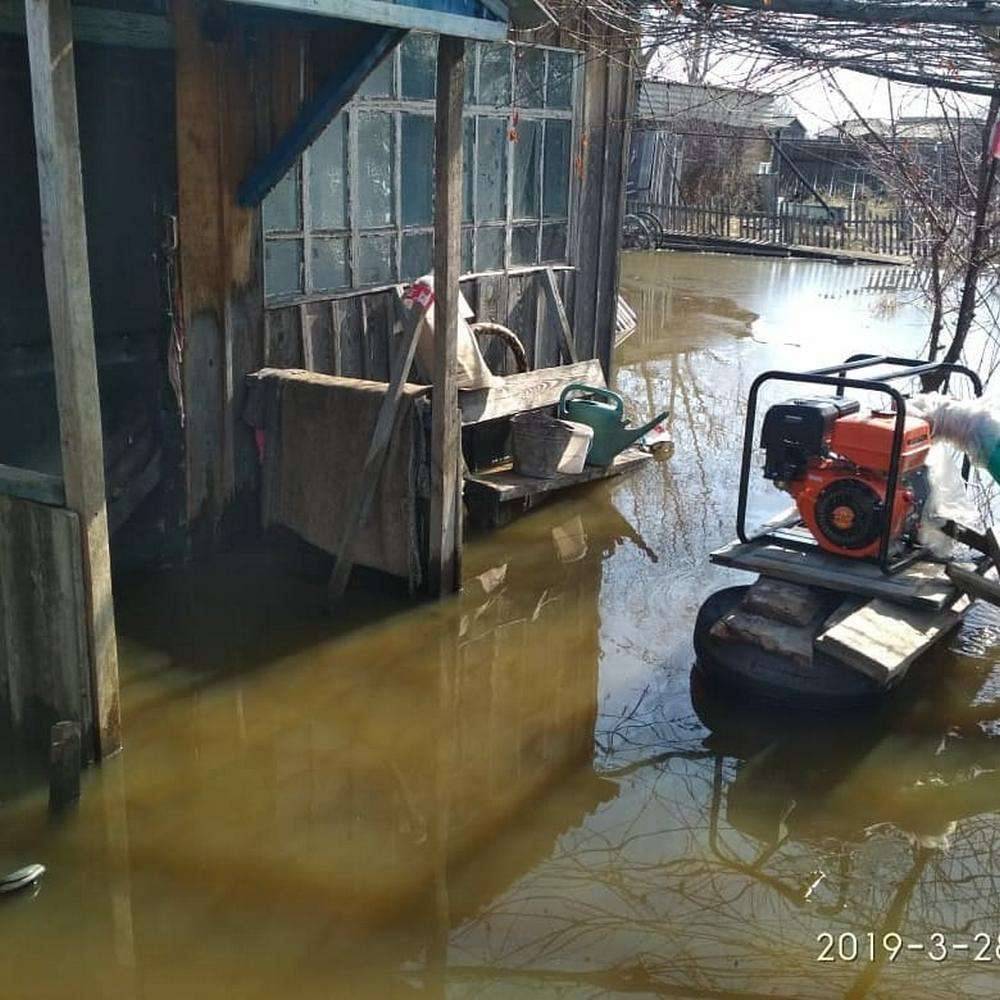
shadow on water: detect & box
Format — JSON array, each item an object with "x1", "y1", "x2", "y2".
[{"x1": 3, "y1": 251, "x2": 1000, "y2": 998}]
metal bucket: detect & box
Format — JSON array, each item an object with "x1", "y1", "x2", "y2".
[{"x1": 511, "y1": 411, "x2": 593, "y2": 479}]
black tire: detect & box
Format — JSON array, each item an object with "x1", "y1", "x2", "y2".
[{"x1": 693, "y1": 586, "x2": 881, "y2": 710}]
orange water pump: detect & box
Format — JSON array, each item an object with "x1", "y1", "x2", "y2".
[{"x1": 761, "y1": 397, "x2": 932, "y2": 559}]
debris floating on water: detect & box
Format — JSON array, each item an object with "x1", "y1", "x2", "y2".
[{"x1": 0, "y1": 864, "x2": 46, "y2": 896}]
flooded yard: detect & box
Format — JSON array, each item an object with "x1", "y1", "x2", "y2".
[{"x1": 3, "y1": 251, "x2": 1000, "y2": 999}]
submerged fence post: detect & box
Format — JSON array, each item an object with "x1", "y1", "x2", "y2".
[{"x1": 49, "y1": 720, "x2": 82, "y2": 814}]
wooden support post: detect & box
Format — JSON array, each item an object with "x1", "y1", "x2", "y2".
[
  {"x1": 428, "y1": 36, "x2": 465, "y2": 598},
  {"x1": 49, "y1": 720, "x2": 82, "y2": 814},
  {"x1": 26, "y1": 0, "x2": 121, "y2": 757}
]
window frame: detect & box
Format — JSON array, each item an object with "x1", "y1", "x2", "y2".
[{"x1": 262, "y1": 37, "x2": 582, "y2": 305}]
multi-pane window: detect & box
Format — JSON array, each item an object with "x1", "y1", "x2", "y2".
[{"x1": 263, "y1": 35, "x2": 580, "y2": 302}]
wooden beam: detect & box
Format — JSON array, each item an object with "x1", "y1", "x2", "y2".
[
  {"x1": 459, "y1": 358, "x2": 604, "y2": 425},
  {"x1": 710, "y1": 540, "x2": 958, "y2": 610},
  {"x1": 428, "y1": 35, "x2": 465, "y2": 598},
  {"x1": 25, "y1": 0, "x2": 120, "y2": 758},
  {"x1": 327, "y1": 291, "x2": 428, "y2": 603},
  {"x1": 465, "y1": 447, "x2": 650, "y2": 502},
  {"x1": 946, "y1": 563, "x2": 1000, "y2": 609},
  {"x1": 0, "y1": 463, "x2": 65, "y2": 507},
  {"x1": 763, "y1": 35, "x2": 1000, "y2": 99},
  {"x1": 541, "y1": 267, "x2": 577, "y2": 364},
  {"x1": 225, "y1": 0, "x2": 509, "y2": 41},
  {"x1": 238, "y1": 26, "x2": 405, "y2": 207},
  {"x1": 713, "y1": 0, "x2": 1000, "y2": 29}
]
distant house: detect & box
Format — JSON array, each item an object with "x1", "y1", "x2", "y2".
[
  {"x1": 628, "y1": 79, "x2": 805, "y2": 207},
  {"x1": 817, "y1": 116, "x2": 985, "y2": 143},
  {"x1": 788, "y1": 115, "x2": 987, "y2": 199}
]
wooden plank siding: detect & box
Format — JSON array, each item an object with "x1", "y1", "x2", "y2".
[
  {"x1": 171, "y1": 0, "x2": 635, "y2": 536},
  {"x1": 25, "y1": 0, "x2": 120, "y2": 757},
  {"x1": 0, "y1": 495, "x2": 93, "y2": 755}
]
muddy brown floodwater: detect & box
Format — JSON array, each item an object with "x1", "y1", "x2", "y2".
[{"x1": 3, "y1": 250, "x2": 1000, "y2": 999}]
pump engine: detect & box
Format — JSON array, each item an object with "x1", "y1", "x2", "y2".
[{"x1": 760, "y1": 397, "x2": 932, "y2": 559}]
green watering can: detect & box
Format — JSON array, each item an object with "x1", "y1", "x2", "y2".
[{"x1": 558, "y1": 384, "x2": 669, "y2": 466}]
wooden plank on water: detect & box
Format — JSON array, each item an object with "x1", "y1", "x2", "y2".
[
  {"x1": 326, "y1": 296, "x2": 430, "y2": 604},
  {"x1": 741, "y1": 577, "x2": 826, "y2": 627},
  {"x1": 465, "y1": 447, "x2": 649, "y2": 502},
  {"x1": 710, "y1": 609, "x2": 814, "y2": 668},
  {"x1": 459, "y1": 358, "x2": 604, "y2": 425},
  {"x1": 710, "y1": 539, "x2": 958, "y2": 610},
  {"x1": 816, "y1": 597, "x2": 964, "y2": 686},
  {"x1": 542, "y1": 267, "x2": 577, "y2": 364}
]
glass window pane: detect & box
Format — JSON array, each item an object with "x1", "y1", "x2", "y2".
[
  {"x1": 543, "y1": 119, "x2": 571, "y2": 219},
  {"x1": 480, "y1": 43, "x2": 511, "y2": 107},
  {"x1": 312, "y1": 237, "x2": 349, "y2": 292},
  {"x1": 309, "y1": 116, "x2": 348, "y2": 229},
  {"x1": 265, "y1": 239, "x2": 302, "y2": 297},
  {"x1": 262, "y1": 166, "x2": 300, "y2": 232},
  {"x1": 541, "y1": 222, "x2": 567, "y2": 262},
  {"x1": 401, "y1": 33, "x2": 437, "y2": 100},
  {"x1": 477, "y1": 116, "x2": 507, "y2": 224},
  {"x1": 358, "y1": 233, "x2": 396, "y2": 285},
  {"x1": 511, "y1": 224, "x2": 537, "y2": 265},
  {"x1": 476, "y1": 227, "x2": 505, "y2": 270},
  {"x1": 359, "y1": 54, "x2": 394, "y2": 98},
  {"x1": 462, "y1": 228, "x2": 473, "y2": 272},
  {"x1": 514, "y1": 47, "x2": 544, "y2": 108},
  {"x1": 463, "y1": 117, "x2": 474, "y2": 224},
  {"x1": 513, "y1": 118, "x2": 540, "y2": 219},
  {"x1": 401, "y1": 114, "x2": 434, "y2": 226},
  {"x1": 357, "y1": 111, "x2": 394, "y2": 227},
  {"x1": 401, "y1": 231, "x2": 432, "y2": 281},
  {"x1": 546, "y1": 50, "x2": 575, "y2": 109}
]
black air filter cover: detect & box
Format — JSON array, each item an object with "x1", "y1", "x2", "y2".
[{"x1": 761, "y1": 396, "x2": 861, "y2": 481}]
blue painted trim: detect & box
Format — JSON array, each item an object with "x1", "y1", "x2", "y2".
[
  {"x1": 238, "y1": 26, "x2": 406, "y2": 207},
  {"x1": 227, "y1": 0, "x2": 508, "y2": 40}
]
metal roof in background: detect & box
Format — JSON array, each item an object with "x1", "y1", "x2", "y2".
[{"x1": 634, "y1": 79, "x2": 795, "y2": 131}]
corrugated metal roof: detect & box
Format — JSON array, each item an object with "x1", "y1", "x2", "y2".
[{"x1": 634, "y1": 79, "x2": 787, "y2": 129}]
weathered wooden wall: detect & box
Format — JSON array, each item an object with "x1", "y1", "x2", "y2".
[
  {"x1": 0, "y1": 495, "x2": 93, "y2": 753},
  {"x1": 174, "y1": 0, "x2": 267, "y2": 541},
  {"x1": 172, "y1": 3, "x2": 633, "y2": 536},
  {"x1": 259, "y1": 268, "x2": 575, "y2": 380}
]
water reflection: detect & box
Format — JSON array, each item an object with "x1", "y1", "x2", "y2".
[{"x1": 0, "y1": 495, "x2": 643, "y2": 997}]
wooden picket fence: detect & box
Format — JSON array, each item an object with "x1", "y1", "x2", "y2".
[{"x1": 629, "y1": 200, "x2": 918, "y2": 258}]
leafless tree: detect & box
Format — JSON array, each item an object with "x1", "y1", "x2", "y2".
[{"x1": 553, "y1": 0, "x2": 1000, "y2": 381}]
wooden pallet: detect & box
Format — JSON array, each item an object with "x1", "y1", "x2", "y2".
[
  {"x1": 465, "y1": 447, "x2": 651, "y2": 529},
  {"x1": 710, "y1": 537, "x2": 960, "y2": 610}
]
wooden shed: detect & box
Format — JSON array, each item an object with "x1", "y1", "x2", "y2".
[{"x1": 0, "y1": 0, "x2": 635, "y2": 759}]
